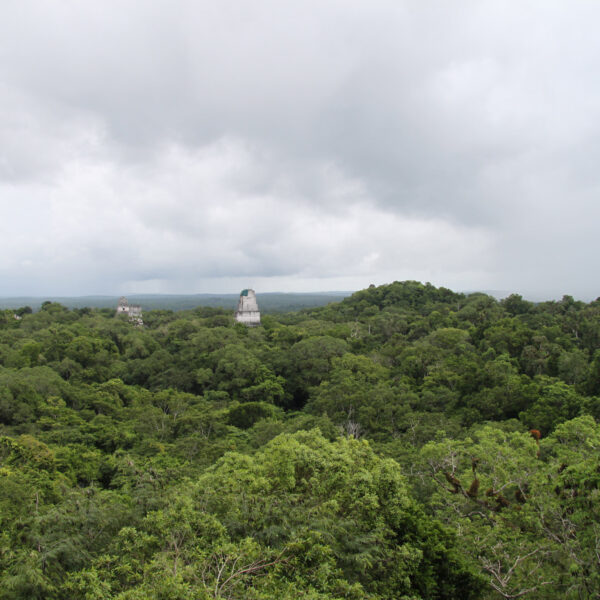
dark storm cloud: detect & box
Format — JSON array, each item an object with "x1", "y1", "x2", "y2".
[{"x1": 1, "y1": 1, "x2": 599, "y2": 298}]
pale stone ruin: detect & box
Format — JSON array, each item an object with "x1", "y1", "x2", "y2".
[
  {"x1": 116, "y1": 297, "x2": 143, "y2": 325},
  {"x1": 234, "y1": 289, "x2": 261, "y2": 326}
]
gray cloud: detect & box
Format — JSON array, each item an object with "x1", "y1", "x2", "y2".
[{"x1": 1, "y1": 1, "x2": 599, "y2": 299}]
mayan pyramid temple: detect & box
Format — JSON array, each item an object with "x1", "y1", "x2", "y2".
[
  {"x1": 234, "y1": 289, "x2": 261, "y2": 326},
  {"x1": 116, "y1": 297, "x2": 143, "y2": 326}
]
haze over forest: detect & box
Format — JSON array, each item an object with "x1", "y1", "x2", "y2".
[{"x1": 1, "y1": 2, "x2": 599, "y2": 300}]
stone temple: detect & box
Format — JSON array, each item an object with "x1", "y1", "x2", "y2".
[
  {"x1": 234, "y1": 289, "x2": 261, "y2": 326},
  {"x1": 116, "y1": 297, "x2": 143, "y2": 325}
]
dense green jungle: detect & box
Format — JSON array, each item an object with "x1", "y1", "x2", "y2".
[{"x1": 1, "y1": 281, "x2": 600, "y2": 599}]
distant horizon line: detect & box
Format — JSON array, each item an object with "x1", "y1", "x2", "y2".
[
  {"x1": 0, "y1": 290, "x2": 355, "y2": 299},
  {"x1": 0, "y1": 287, "x2": 594, "y2": 304}
]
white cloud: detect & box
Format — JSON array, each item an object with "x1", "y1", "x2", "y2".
[
  {"x1": 0, "y1": 137, "x2": 494, "y2": 294},
  {"x1": 1, "y1": 1, "x2": 599, "y2": 299}
]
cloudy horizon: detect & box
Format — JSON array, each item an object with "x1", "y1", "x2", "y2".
[{"x1": 1, "y1": 1, "x2": 599, "y2": 301}]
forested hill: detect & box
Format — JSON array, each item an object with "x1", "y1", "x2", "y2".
[{"x1": 1, "y1": 281, "x2": 600, "y2": 599}]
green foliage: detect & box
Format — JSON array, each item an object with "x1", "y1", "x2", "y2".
[
  {"x1": 195, "y1": 430, "x2": 483, "y2": 599},
  {"x1": 0, "y1": 280, "x2": 599, "y2": 598},
  {"x1": 419, "y1": 417, "x2": 600, "y2": 598},
  {"x1": 227, "y1": 401, "x2": 281, "y2": 429}
]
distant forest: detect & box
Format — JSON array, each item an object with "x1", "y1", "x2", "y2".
[
  {"x1": 0, "y1": 292, "x2": 351, "y2": 314},
  {"x1": 1, "y1": 281, "x2": 600, "y2": 599}
]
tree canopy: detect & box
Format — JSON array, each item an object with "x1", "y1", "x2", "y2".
[{"x1": 1, "y1": 281, "x2": 599, "y2": 598}]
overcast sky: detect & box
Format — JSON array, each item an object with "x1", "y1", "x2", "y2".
[{"x1": 1, "y1": 1, "x2": 599, "y2": 300}]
